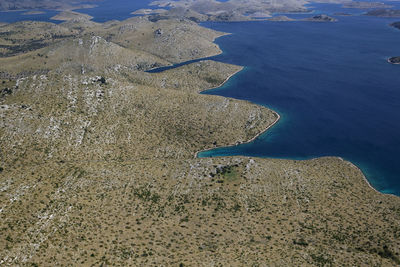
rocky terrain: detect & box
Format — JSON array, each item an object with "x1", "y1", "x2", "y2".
[
  {"x1": 388, "y1": 23, "x2": 400, "y2": 65},
  {"x1": 145, "y1": 0, "x2": 352, "y2": 22},
  {"x1": 267, "y1": 15, "x2": 296, "y2": 22},
  {"x1": 0, "y1": 0, "x2": 99, "y2": 11},
  {"x1": 22, "y1": 10, "x2": 46, "y2": 15},
  {"x1": 388, "y1": 56, "x2": 400, "y2": 64},
  {"x1": 366, "y1": 9, "x2": 400, "y2": 17},
  {"x1": 304, "y1": 14, "x2": 337, "y2": 22},
  {"x1": 131, "y1": 9, "x2": 168, "y2": 16},
  {"x1": 51, "y1": 11, "x2": 94, "y2": 22},
  {"x1": 391, "y1": 21, "x2": 400, "y2": 30},
  {"x1": 343, "y1": 1, "x2": 392, "y2": 9},
  {"x1": 1, "y1": 8, "x2": 400, "y2": 267},
  {"x1": 0, "y1": 0, "x2": 351, "y2": 23}
]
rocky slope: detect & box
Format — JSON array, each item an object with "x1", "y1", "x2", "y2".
[
  {"x1": 1, "y1": 14, "x2": 399, "y2": 267},
  {"x1": 304, "y1": 14, "x2": 338, "y2": 22}
]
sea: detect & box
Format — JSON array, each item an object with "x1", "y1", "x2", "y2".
[{"x1": 1, "y1": 0, "x2": 399, "y2": 195}]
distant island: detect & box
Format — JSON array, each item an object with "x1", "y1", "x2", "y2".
[
  {"x1": 0, "y1": 0, "x2": 99, "y2": 12},
  {"x1": 131, "y1": 8, "x2": 168, "y2": 15},
  {"x1": 267, "y1": 15, "x2": 295, "y2": 22},
  {"x1": 50, "y1": 10, "x2": 93, "y2": 21},
  {"x1": 22, "y1": 10, "x2": 46, "y2": 15},
  {"x1": 388, "y1": 56, "x2": 400, "y2": 64},
  {"x1": 365, "y1": 9, "x2": 400, "y2": 17},
  {"x1": 343, "y1": 1, "x2": 392, "y2": 9},
  {"x1": 333, "y1": 12, "x2": 353, "y2": 16},
  {"x1": 146, "y1": 0, "x2": 310, "y2": 22},
  {"x1": 391, "y1": 21, "x2": 400, "y2": 30},
  {"x1": 304, "y1": 14, "x2": 337, "y2": 22}
]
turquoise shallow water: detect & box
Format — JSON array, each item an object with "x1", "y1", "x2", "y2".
[
  {"x1": 198, "y1": 6, "x2": 400, "y2": 196},
  {"x1": 1, "y1": 1, "x2": 400, "y2": 195}
]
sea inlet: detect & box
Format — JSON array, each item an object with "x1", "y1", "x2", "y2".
[{"x1": 198, "y1": 5, "x2": 400, "y2": 196}]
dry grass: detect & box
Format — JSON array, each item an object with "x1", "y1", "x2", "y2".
[
  {"x1": 0, "y1": 15, "x2": 399, "y2": 267},
  {"x1": 1, "y1": 158, "x2": 399, "y2": 266}
]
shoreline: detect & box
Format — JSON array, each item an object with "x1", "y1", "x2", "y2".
[
  {"x1": 2, "y1": 7, "x2": 396, "y2": 198},
  {"x1": 146, "y1": 32, "x2": 230, "y2": 73},
  {"x1": 194, "y1": 110, "x2": 280, "y2": 158},
  {"x1": 387, "y1": 57, "x2": 400, "y2": 64},
  {"x1": 199, "y1": 66, "x2": 244, "y2": 93},
  {"x1": 345, "y1": 159, "x2": 399, "y2": 198},
  {"x1": 0, "y1": 4, "x2": 98, "y2": 13},
  {"x1": 194, "y1": 66, "x2": 281, "y2": 158},
  {"x1": 192, "y1": 32, "x2": 397, "y2": 198}
]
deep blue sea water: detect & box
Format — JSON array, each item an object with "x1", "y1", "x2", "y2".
[
  {"x1": 0, "y1": 10, "x2": 59, "y2": 23},
  {"x1": 75, "y1": 0, "x2": 158, "y2": 23},
  {"x1": 0, "y1": 0, "x2": 156, "y2": 23},
  {"x1": 198, "y1": 6, "x2": 400, "y2": 196},
  {"x1": 1, "y1": 1, "x2": 400, "y2": 195}
]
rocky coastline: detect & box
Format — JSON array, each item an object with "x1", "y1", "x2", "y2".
[{"x1": 1, "y1": 4, "x2": 400, "y2": 266}]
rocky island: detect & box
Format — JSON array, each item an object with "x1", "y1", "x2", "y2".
[
  {"x1": 333, "y1": 12, "x2": 353, "y2": 16},
  {"x1": 366, "y1": 9, "x2": 400, "y2": 17},
  {"x1": 343, "y1": 1, "x2": 392, "y2": 9},
  {"x1": 21, "y1": 10, "x2": 46, "y2": 15},
  {"x1": 388, "y1": 56, "x2": 400, "y2": 64},
  {"x1": 0, "y1": 0, "x2": 99, "y2": 11},
  {"x1": 391, "y1": 21, "x2": 400, "y2": 30},
  {"x1": 388, "y1": 23, "x2": 400, "y2": 64},
  {"x1": 1, "y1": 1, "x2": 400, "y2": 266},
  {"x1": 267, "y1": 15, "x2": 295, "y2": 22},
  {"x1": 304, "y1": 14, "x2": 337, "y2": 22},
  {"x1": 140, "y1": 0, "x2": 315, "y2": 22},
  {"x1": 50, "y1": 10, "x2": 94, "y2": 21}
]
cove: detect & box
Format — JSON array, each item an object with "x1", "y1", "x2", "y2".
[{"x1": 197, "y1": 11, "x2": 400, "y2": 196}]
